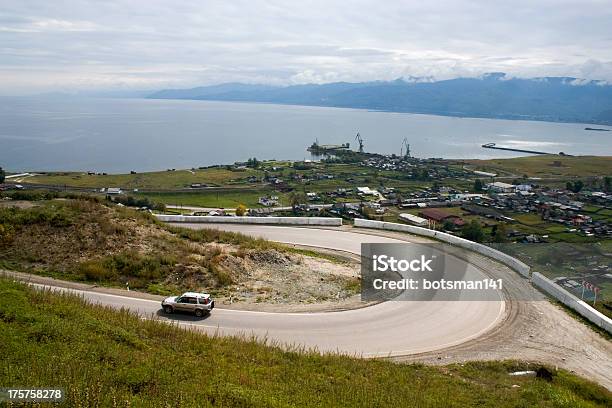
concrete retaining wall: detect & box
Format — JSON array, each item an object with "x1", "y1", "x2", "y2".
[
  {"x1": 155, "y1": 214, "x2": 342, "y2": 226},
  {"x1": 354, "y1": 219, "x2": 531, "y2": 277},
  {"x1": 532, "y1": 273, "x2": 612, "y2": 333}
]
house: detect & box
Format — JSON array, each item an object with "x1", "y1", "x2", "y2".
[
  {"x1": 418, "y1": 208, "x2": 465, "y2": 227},
  {"x1": 515, "y1": 184, "x2": 532, "y2": 192},
  {"x1": 572, "y1": 215, "x2": 592, "y2": 226},
  {"x1": 105, "y1": 187, "x2": 122, "y2": 195},
  {"x1": 357, "y1": 187, "x2": 379, "y2": 196},
  {"x1": 258, "y1": 196, "x2": 279, "y2": 207},
  {"x1": 486, "y1": 182, "x2": 514, "y2": 193},
  {"x1": 378, "y1": 199, "x2": 397, "y2": 207},
  {"x1": 399, "y1": 213, "x2": 428, "y2": 227}
]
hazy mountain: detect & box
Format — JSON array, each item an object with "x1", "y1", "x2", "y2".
[{"x1": 148, "y1": 74, "x2": 612, "y2": 125}]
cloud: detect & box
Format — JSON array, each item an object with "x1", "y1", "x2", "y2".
[{"x1": 0, "y1": 0, "x2": 611, "y2": 94}]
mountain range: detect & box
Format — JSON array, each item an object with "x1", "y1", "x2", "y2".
[{"x1": 148, "y1": 73, "x2": 612, "y2": 125}]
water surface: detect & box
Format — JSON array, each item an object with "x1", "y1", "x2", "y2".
[{"x1": 1, "y1": 97, "x2": 610, "y2": 173}]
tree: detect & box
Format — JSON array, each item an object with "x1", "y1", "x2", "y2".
[
  {"x1": 246, "y1": 157, "x2": 260, "y2": 168},
  {"x1": 604, "y1": 176, "x2": 611, "y2": 193},
  {"x1": 288, "y1": 192, "x2": 306, "y2": 213},
  {"x1": 0, "y1": 167, "x2": 5, "y2": 184},
  {"x1": 473, "y1": 179, "x2": 483, "y2": 192},
  {"x1": 566, "y1": 180, "x2": 584, "y2": 193},
  {"x1": 442, "y1": 219, "x2": 455, "y2": 231},
  {"x1": 235, "y1": 203, "x2": 247, "y2": 216},
  {"x1": 415, "y1": 168, "x2": 429, "y2": 180},
  {"x1": 492, "y1": 223, "x2": 508, "y2": 243},
  {"x1": 461, "y1": 220, "x2": 484, "y2": 242}
]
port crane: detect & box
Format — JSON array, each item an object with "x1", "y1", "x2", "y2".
[
  {"x1": 401, "y1": 138, "x2": 411, "y2": 158},
  {"x1": 355, "y1": 132, "x2": 364, "y2": 153}
]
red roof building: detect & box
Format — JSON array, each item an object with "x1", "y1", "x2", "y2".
[{"x1": 419, "y1": 208, "x2": 465, "y2": 226}]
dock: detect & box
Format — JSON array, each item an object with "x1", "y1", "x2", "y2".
[{"x1": 482, "y1": 143, "x2": 551, "y2": 155}]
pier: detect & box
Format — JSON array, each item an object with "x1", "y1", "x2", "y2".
[{"x1": 482, "y1": 142, "x2": 552, "y2": 155}]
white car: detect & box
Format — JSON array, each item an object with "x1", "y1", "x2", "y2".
[{"x1": 161, "y1": 292, "x2": 215, "y2": 317}]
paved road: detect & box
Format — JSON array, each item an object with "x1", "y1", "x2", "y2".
[{"x1": 40, "y1": 225, "x2": 506, "y2": 357}]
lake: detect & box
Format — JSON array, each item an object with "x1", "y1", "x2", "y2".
[{"x1": 1, "y1": 96, "x2": 611, "y2": 173}]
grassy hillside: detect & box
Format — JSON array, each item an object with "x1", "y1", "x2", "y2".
[
  {"x1": 0, "y1": 278, "x2": 609, "y2": 407},
  {"x1": 0, "y1": 198, "x2": 358, "y2": 303}
]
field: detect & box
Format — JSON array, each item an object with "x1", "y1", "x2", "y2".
[
  {"x1": 465, "y1": 155, "x2": 612, "y2": 178},
  {"x1": 22, "y1": 161, "x2": 471, "y2": 194},
  {"x1": 24, "y1": 167, "x2": 264, "y2": 190},
  {"x1": 139, "y1": 189, "x2": 288, "y2": 208},
  {"x1": 0, "y1": 278, "x2": 609, "y2": 407}
]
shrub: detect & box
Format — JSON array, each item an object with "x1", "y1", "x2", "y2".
[
  {"x1": 236, "y1": 203, "x2": 248, "y2": 216},
  {"x1": 0, "y1": 223, "x2": 14, "y2": 246},
  {"x1": 78, "y1": 261, "x2": 116, "y2": 281},
  {"x1": 461, "y1": 220, "x2": 484, "y2": 242}
]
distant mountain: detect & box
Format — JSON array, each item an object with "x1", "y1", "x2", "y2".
[{"x1": 148, "y1": 74, "x2": 612, "y2": 125}]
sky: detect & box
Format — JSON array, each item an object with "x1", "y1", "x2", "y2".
[{"x1": 1, "y1": 0, "x2": 612, "y2": 94}]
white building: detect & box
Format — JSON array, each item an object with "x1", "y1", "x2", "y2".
[
  {"x1": 514, "y1": 184, "x2": 532, "y2": 192},
  {"x1": 486, "y1": 182, "x2": 514, "y2": 193},
  {"x1": 473, "y1": 170, "x2": 498, "y2": 177},
  {"x1": 357, "y1": 187, "x2": 380, "y2": 196},
  {"x1": 399, "y1": 213, "x2": 428, "y2": 227}
]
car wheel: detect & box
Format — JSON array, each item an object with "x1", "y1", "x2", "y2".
[
  {"x1": 163, "y1": 305, "x2": 173, "y2": 314},
  {"x1": 195, "y1": 309, "x2": 205, "y2": 317}
]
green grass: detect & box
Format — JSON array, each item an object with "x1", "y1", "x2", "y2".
[
  {"x1": 513, "y1": 213, "x2": 546, "y2": 226},
  {"x1": 139, "y1": 189, "x2": 287, "y2": 208},
  {"x1": 466, "y1": 155, "x2": 612, "y2": 178},
  {"x1": 24, "y1": 167, "x2": 264, "y2": 189},
  {"x1": 0, "y1": 278, "x2": 609, "y2": 407}
]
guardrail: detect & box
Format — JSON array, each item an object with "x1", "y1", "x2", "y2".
[
  {"x1": 532, "y1": 273, "x2": 612, "y2": 332},
  {"x1": 354, "y1": 219, "x2": 530, "y2": 277},
  {"x1": 155, "y1": 214, "x2": 343, "y2": 226}
]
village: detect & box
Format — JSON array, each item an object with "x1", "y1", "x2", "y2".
[{"x1": 230, "y1": 152, "x2": 612, "y2": 246}]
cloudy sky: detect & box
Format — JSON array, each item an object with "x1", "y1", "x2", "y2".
[{"x1": 1, "y1": 0, "x2": 612, "y2": 94}]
